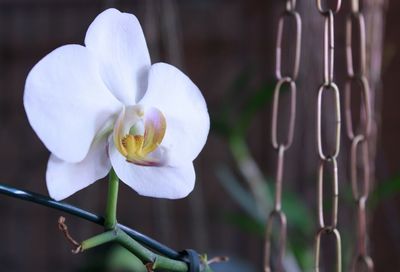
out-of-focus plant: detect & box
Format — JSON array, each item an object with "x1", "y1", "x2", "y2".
[
  {"x1": 211, "y1": 70, "x2": 314, "y2": 271},
  {"x1": 211, "y1": 70, "x2": 400, "y2": 271},
  {"x1": 370, "y1": 175, "x2": 400, "y2": 208},
  {"x1": 79, "y1": 245, "x2": 147, "y2": 272}
]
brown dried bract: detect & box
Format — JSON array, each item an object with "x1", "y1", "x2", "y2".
[{"x1": 57, "y1": 216, "x2": 81, "y2": 254}]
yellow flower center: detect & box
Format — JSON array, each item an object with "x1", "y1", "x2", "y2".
[{"x1": 113, "y1": 105, "x2": 166, "y2": 166}]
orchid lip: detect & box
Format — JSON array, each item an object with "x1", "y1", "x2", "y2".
[{"x1": 113, "y1": 105, "x2": 167, "y2": 166}]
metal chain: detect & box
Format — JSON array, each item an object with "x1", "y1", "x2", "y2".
[
  {"x1": 314, "y1": 1, "x2": 342, "y2": 272},
  {"x1": 264, "y1": 1, "x2": 301, "y2": 271},
  {"x1": 346, "y1": 0, "x2": 374, "y2": 271}
]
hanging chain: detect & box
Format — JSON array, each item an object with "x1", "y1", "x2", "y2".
[
  {"x1": 264, "y1": 1, "x2": 301, "y2": 271},
  {"x1": 346, "y1": 0, "x2": 374, "y2": 271},
  {"x1": 314, "y1": 1, "x2": 342, "y2": 272}
]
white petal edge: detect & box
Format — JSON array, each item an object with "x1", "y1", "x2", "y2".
[
  {"x1": 85, "y1": 8, "x2": 151, "y2": 105},
  {"x1": 24, "y1": 44, "x2": 122, "y2": 163},
  {"x1": 46, "y1": 135, "x2": 111, "y2": 201},
  {"x1": 139, "y1": 63, "x2": 210, "y2": 167},
  {"x1": 109, "y1": 143, "x2": 195, "y2": 199}
]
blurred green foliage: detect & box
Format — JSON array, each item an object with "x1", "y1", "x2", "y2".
[
  {"x1": 370, "y1": 175, "x2": 400, "y2": 208},
  {"x1": 78, "y1": 245, "x2": 146, "y2": 272},
  {"x1": 211, "y1": 70, "x2": 314, "y2": 270},
  {"x1": 212, "y1": 69, "x2": 274, "y2": 138},
  {"x1": 211, "y1": 70, "x2": 400, "y2": 271}
]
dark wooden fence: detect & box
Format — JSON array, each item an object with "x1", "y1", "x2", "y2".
[{"x1": 0, "y1": 0, "x2": 398, "y2": 271}]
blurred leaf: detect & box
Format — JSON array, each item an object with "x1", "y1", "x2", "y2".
[
  {"x1": 211, "y1": 70, "x2": 253, "y2": 136},
  {"x1": 212, "y1": 82, "x2": 274, "y2": 138},
  {"x1": 228, "y1": 134, "x2": 249, "y2": 160},
  {"x1": 282, "y1": 190, "x2": 313, "y2": 236},
  {"x1": 216, "y1": 164, "x2": 263, "y2": 221},
  {"x1": 280, "y1": 191, "x2": 314, "y2": 271},
  {"x1": 210, "y1": 118, "x2": 232, "y2": 137},
  {"x1": 216, "y1": 162, "x2": 313, "y2": 236},
  {"x1": 225, "y1": 69, "x2": 254, "y2": 100},
  {"x1": 235, "y1": 83, "x2": 275, "y2": 136},
  {"x1": 370, "y1": 175, "x2": 400, "y2": 208},
  {"x1": 340, "y1": 229, "x2": 354, "y2": 272},
  {"x1": 211, "y1": 71, "x2": 308, "y2": 271},
  {"x1": 211, "y1": 69, "x2": 274, "y2": 138},
  {"x1": 341, "y1": 181, "x2": 355, "y2": 204},
  {"x1": 223, "y1": 212, "x2": 265, "y2": 236},
  {"x1": 289, "y1": 244, "x2": 313, "y2": 272},
  {"x1": 227, "y1": 135, "x2": 273, "y2": 212}
]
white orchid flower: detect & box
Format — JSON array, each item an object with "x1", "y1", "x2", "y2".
[{"x1": 23, "y1": 8, "x2": 210, "y2": 201}]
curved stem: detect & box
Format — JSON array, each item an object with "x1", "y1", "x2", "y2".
[
  {"x1": 105, "y1": 169, "x2": 119, "y2": 230},
  {"x1": 0, "y1": 182, "x2": 204, "y2": 271},
  {"x1": 0, "y1": 182, "x2": 183, "y2": 260},
  {"x1": 117, "y1": 230, "x2": 188, "y2": 271},
  {"x1": 81, "y1": 228, "x2": 188, "y2": 272}
]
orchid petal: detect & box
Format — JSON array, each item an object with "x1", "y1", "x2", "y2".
[
  {"x1": 85, "y1": 8, "x2": 151, "y2": 104},
  {"x1": 109, "y1": 143, "x2": 195, "y2": 199},
  {"x1": 139, "y1": 63, "x2": 210, "y2": 166},
  {"x1": 46, "y1": 135, "x2": 111, "y2": 201},
  {"x1": 24, "y1": 44, "x2": 121, "y2": 162}
]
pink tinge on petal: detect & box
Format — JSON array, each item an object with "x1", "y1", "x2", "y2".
[
  {"x1": 112, "y1": 105, "x2": 167, "y2": 166},
  {"x1": 143, "y1": 107, "x2": 167, "y2": 155},
  {"x1": 109, "y1": 140, "x2": 196, "y2": 199}
]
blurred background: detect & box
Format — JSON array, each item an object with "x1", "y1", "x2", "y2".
[{"x1": 0, "y1": 0, "x2": 399, "y2": 271}]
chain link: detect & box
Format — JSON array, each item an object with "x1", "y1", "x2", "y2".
[
  {"x1": 264, "y1": 209, "x2": 287, "y2": 272},
  {"x1": 316, "y1": 83, "x2": 341, "y2": 160},
  {"x1": 267, "y1": 1, "x2": 374, "y2": 271},
  {"x1": 350, "y1": 136, "x2": 370, "y2": 200},
  {"x1": 351, "y1": 0, "x2": 360, "y2": 13},
  {"x1": 316, "y1": 0, "x2": 342, "y2": 14},
  {"x1": 323, "y1": 11, "x2": 335, "y2": 84},
  {"x1": 275, "y1": 11, "x2": 302, "y2": 80},
  {"x1": 345, "y1": 77, "x2": 371, "y2": 139},
  {"x1": 271, "y1": 78, "x2": 297, "y2": 150},
  {"x1": 284, "y1": 0, "x2": 296, "y2": 12},
  {"x1": 314, "y1": 1, "x2": 342, "y2": 271},
  {"x1": 315, "y1": 227, "x2": 342, "y2": 272},
  {"x1": 264, "y1": 0, "x2": 302, "y2": 271},
  {"x1": 346, "y1": 0, "x2": 374, "y2": 270},
  {"x1": 317, "y1": 158, "x2": 339, "y2": 229},
  {"x1": 346, "y1": 13, "x2": 367, "y2": 77}
]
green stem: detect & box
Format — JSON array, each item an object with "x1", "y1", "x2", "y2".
[
  {"x1": 117, "y1": 230, "x2": 188, "y2": 271},
  {"x1": 104, "y1": 169, "x2": 119, "y2": 230},
  {"x1": 81, "y1": 228, "x2": 189, "y2": 272},
  {"x1": 84, "y1": 169, "x2": 194, "y2": 271},
  {"x1": 81, "y1": 229, "x2": 118, "y2": 250}
]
